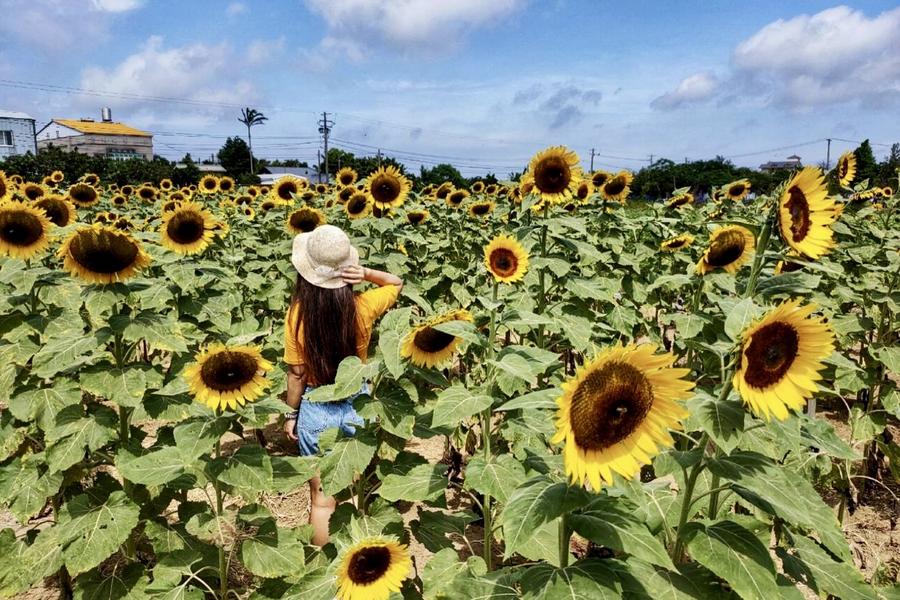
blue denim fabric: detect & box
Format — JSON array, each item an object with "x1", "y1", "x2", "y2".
[{"x1": 296, "y1": 383, "x2": 367, "y2": 456}]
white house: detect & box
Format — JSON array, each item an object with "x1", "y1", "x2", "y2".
[
  {"x1": 36, "y1": 108, "x2": 153, "y2": 160},
  {"x1": 0, "y1": 110, "x2": 37, "y2": 159}
]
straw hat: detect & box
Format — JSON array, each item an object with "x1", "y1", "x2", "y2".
[{"x1": 291, "y1": 225, "x2": 359, "y2": 289}]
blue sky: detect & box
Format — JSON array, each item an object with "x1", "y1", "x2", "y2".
[{"x1": 1, "y1": 0, "x2": 899, "y2": 175}]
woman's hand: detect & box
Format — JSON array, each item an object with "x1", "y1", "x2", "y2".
[
  {"x1": 284, "y1": 417, "x2": 298, "y2": 442},
  {"x1": 341, "y1": 265, "x2": 366, "y2": 285}
]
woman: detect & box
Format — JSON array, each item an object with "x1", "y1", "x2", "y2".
[{"x1": 282, "y1": 224, "x2": 402, "y2": 546}]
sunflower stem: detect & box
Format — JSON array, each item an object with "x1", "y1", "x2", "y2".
[
  {"x1": 214, "y1": 437, "x2": 228, "y2": 600},
  {"x1": 671, "y1": 433, "x2": 708, "y2": 562},
  {"x1": 536, "y1": 222, "x2": 549, "y2": 349},
  {"x1": 481, "y1": 408, "x2": 493, "y2": 571},
  {"x1": 744, "y1": 204, "x2": 776, "y2": 298},
  {"x1": 558, "y1": 513, "x2": 570, "y2": 569}
]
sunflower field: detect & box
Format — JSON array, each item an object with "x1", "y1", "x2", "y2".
[{"x1": 0, "y1": 147, "x2": 898, "y2": 600}]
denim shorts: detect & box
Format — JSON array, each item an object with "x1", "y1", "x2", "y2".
[{"x1": 296, "y1": 384, "x2": 367, "y2": 456}]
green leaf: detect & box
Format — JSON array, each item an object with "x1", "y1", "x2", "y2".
[
  {"x1": 433, "y1": 318, "x2": 482, "y2": 345},
  {"x1": 357, "y1": 383, "x2": 415, "y2": 439},
  {"x1": 685, "y1": 394, "x2": 745, "y2": 453},
  {"x1": 723, "y1": 298, "x2": 761, "y2": 341},
  {"x1": 378, "y1": 463, "x2": 447, "y2": 503},
  {"x1": 377, "y1": 330, "x2": 404, "y2": 378},
  {"x1": 520, "y1": 560, "x2": 621, "y2": 599},
  {"x1": 0, "y1": 527, "x2": 63, "y2": 596},
  {"x1": 57, "y1": 491, "x2": 141, "y2": 576},
  {"x1": 873, "y1": 346, "x2": 900, "y2": 377},
  {"x1": 319, "y1": 428, "x2": 377, "y2": 496},
  {"x1": 212, "y1": 446, "x2": 273, "y2": 496},
  {"x1": 45, "y1": 405, "x2": 118, "y2": 473},
  {"x1": 31, "y1": 333, "x2": 101, "y2": 379},
  {"x1": 73, "y1": 562, "x2": 148, "y2": 600},
  {"x1": 8, "y1": 380, "x2": 82, "y2": 430},
  {"x1": 422, "y1": 548, "x2": 469, "y2": 600},
  {"x1": 431, "y1": 385, "x2": 494, "y2": 428},
  {"x1": 412, "y1": 508, "x2": 475, "y2": 554},
  {"x1": 173, "y1": 418, "x2": 231, "y2": 460},
  {"x1": 0, "y1": 455, "x2": 63, "y2": 522},
  {"x1": 240, "y1": 520, "x2": 308, "y2": 579},
  {"x1": 116, "y1": 447, "x2": 195, "y2": 487},
  {"x1": 268, "y1": 456, "x2": 316, "y2": 494},
  {"x1": 671, "y1": 312, "x2": 707, "y2": 341},
  {"x1": 306, "y1": 356, "x2": 377, "y2": 402},
  {"x1": 778, "y1": 533, "x2": 876, "y2": 600},
  {"x1": 707, "y1": 451, "x2": 849, "y2": 560},
  {"x1": 464, "y1": 454, "x2": 527, "y2": 504},
  {"x1": 109, "y1": 310, "x2": 188, "y2": 353},
  {"x1": 681, "y1": 520, "x2": 780, "y2": 600},
  {"x1": 496, "y1": 388, "x2": 559, "y2": 411},
  {"x1": 80, "y1": 365, "x2": 163, "y2": 408},
  {"x1": 617, "y1": 558, "x2": 733, "y2": 600}
]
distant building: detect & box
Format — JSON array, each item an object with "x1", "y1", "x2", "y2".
[
  {"x1": 0, "y1": 110, "x2": 37, "y2": 159},
  {"x1": 759, "y1": 154, "x2": 802, "y2": 172},
  {"x1": 36, "y1": 108, "x2": 153, "y2": 160},
  {"x1": 258, "y1": 165, "x2": 319, "y2": 185},
  {"x1": 174, "y1": 163, "x2": 228, "y2": 174}
]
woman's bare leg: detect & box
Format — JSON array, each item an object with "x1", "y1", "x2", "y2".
[{"x1": 309, "y1": 475, "x2": 336, "y2": 546}]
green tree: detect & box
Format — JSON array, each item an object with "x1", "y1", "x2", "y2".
[
  {"x1": 877, "y1": 143, "x2": 900, "y2": 187},
  {"x1": 853, "y1": 139, "x2": 879, "y2": 186},
  {"x1": 238, "y1": 108, "x2": 267, "y2": 175},
  {"x1": 217, "y1": 137, "x2": 256, "y2": 178},
  {"x1": 419, "y1": 163, "x2": 466, "y2": 189}
]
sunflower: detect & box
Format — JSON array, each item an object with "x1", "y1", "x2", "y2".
[
  {"x1": 81, "y1": 173, "x2": 100, "y2": 186},
  {"x1": 507, "y1": 186, "x2": 522, "y2": 204},
  {"x1": 271, "y1": 176, "x2": 304, "y2": 203},
  {"x1": 446, "y1": 189, "x2": 469, "y2": 208},
  {"x1": 552, "y1": 343, "x2": 693, "y2": 491},
  {"x1": 836, "y1": 151, "x2": 856, "y2": 187},
  {"x1": 218, "y1": 176, "x2": 235, "y2": 193},
  {"x1": 468, "y1": 201, "x2": 495, "y2": 218},
  {"x1": 136, "y1": 185, "x2": 158, "y2": 203},
  {"x1": 210, "y1": 220, "x2": 229, "y2": 239},
  {"x1": 314, "y1": 183, "x2": 328, "y2": 195},
  {"x1": 883, "y1": 186, "x2": 894, "y2": 197},
  {"x1": 778, "y1": 167, "x2": 837, "y2": 260},
  {"x1": 260, "y1": 200, "x2": 277, "y2": 211},
  {"x1": 336, "y1": 167, "x2": 358, "y2": 187},
  {"x1": 372, "y1": 205, "x2": 392, "y2": 218},
  {"x1": 666, "y1": 193, "x2": 693, "y2": 209},
  {"x1": 575, "y1": 180, "x2": 594, "y2": 204},
  {"x1": 160, "y1": 201, "x2": 216, "y2": 255},
  {"x1": 111, "y1": 194, "x2": 128, "y2": 207},
  {"x1": 406, "y1": 209, "x2": 429, "y2": 225},
  {"x1": 519, "y1": 175, "x2": 535, "y2": 197},
  {"x1": 0, "y1": 171, "x2": 10, "y2": 203},
  {"x1": 601, "y1": 171, "x2": 633, "y2": 203},
  {"x1": 660, "y1": 234, "x2": 694, "y2": 252},
  {"x1": 591, "y1": 170, "x2": 612, "y2": 189},
  {"x1": 9, "y1": 175, "x2": 23, "y2": 186},
  {"x1": 66, "y1": 183, "x2": 99, "y2": 207},
  {"x1": 435, "y1": 183, "x2": 454, "y2": 201},
  {"x1": 235, "y1": 194, "x2": 253, "y2": 206},
  {"x1": 120, "y1": 184, "x2": 134, "y2": 197},
  {"x1": 421, "y1": 184, "x2": 435, "y2": 196},
  {"x1": 161, "y1": 200, "x2": 181, "y2": 214},
  {"x1": 337, "y1": 186, "x2": 355, "y2": 204},
  {"x1": 485, "y1": 183, "x2": 498, "y2": 196},
  {"x1": 0, "y1": 201, "x2": 53, "y2": 260},
  {"x1": 179, "y1": 187, "x2": 194, "y2": 200},
  {"x1": 34, "y1": 195, "x2": 76, "y2": 227},
  {"x1": 94, "y1": 212, "x2": 112, "y2": 225},
  {"x1": 159, "y1": 178, "x2": 173, "y2": 191},
  {"x1": 733, "y1": 299, "x2": 834, "y2": 421},
  {"x1": 401, "y1": 309, "x2": 473, "y2": 368},
  {"x1": 471, "y1": 181, "x2": 485, "y2": 194},
  {"x1": 725, "y1": 179, "x2": 751, "y2": 202},
  {"x1": 184, "y1": 343, "x2": 273, "y2": 411},
  {"x1": 246, "y1": 186, "x2": 260, "y2": 198},
  {"x1": 484, "y1": 234, "x2": 528, "y2": 283},
  {"x1": 58, "y1": 225, "x2": 151, "y2": 284},
  {"x1": 774, "y1": 258, "x2": 804, "y2": 275},
  {"x1": 286, "y1": 206, "x2": 326, "y2": 234},
  {"x1": 114, "y1": 217, "x2": 132, "y2": 231},
  {"x1": 242, "y1": 206, "x2": 256, "y2": 220},
  {"x1": 345, "y1": 192, "x2": 372, "y2": 219},
  {"x1": 42, "y1": 176, "x2": 56, "y2": 188},
  {"x1": 50, "y1": 170, "x2": 65, "y2": 184},
  {"x1": 696, "y1": 225, "x2": 755, "y2": 275},
  {"x1": 22, "y1": 182, "x2": 47, "y2": 202},
  {"x1": 199, "y1": 175, "x2": 220, "y2": 194},
  {"x1": 301, "y1": 190, "x2": 317, "y2": 202},
  {"x1": 336, "y1": 538, "x2": 411, "y2": 600},
  {"x1": 527, "y1": 146, "x2": 583, "y2": 204},
  {"x1": 367, "y1": 166, "x2": 411, "y2": 210}
]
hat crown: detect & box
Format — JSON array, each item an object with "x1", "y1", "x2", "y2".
[{"x1": 307, "y1": 225, "x2": 351, "y2": 268}]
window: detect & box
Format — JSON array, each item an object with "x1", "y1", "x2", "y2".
[{"x1": 0, "y1": 131, "x2": 12, "y2": 146}]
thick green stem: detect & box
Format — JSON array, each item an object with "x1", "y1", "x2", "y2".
[
  {"x1": 743, "y1": 206, "x2": 776, "y2": 298},
  {"x1": 558, "y1": 514, "x2": 570, "y2": 568},
  {"x1": 214, "y1": 438, "x2": 228, "y2": 600},
  {"x1": 481, "y1": 408, "x2": 493, "y2": 571},
  {"x1": 536, "y1": 223, "x2": 549, "y2": 348},
  {"x1": 671, "y1": 433, "x2": 708, "y2": 562}
]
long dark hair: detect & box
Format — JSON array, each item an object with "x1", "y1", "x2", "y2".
[{"x1": 292, "y1": 274, "x2": 358, "y2": 384}]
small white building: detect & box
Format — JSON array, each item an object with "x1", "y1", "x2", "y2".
[
  {"x1": 0, "y1": 110, "x2": 37, "y2": 159},
  {"x1": 258, "y1": 166, "x2": 318, "y2": 185},
  {"x1": 36, "y1": 108, "x2": 153, "y2": 160}
]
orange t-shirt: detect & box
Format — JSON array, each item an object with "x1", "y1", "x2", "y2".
[{"x1": 283, "y1": 285, "x2": 400, "y2": 384}]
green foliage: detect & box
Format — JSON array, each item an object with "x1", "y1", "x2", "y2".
[{"x1": 853, "y1": 139, "x2": 880, "y2": 185}]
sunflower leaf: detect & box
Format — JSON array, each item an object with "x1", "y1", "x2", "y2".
[
  {"x1": 240, "y1": 520, "x2": 308, "y2": 579},
  {"x1": 318, "y1": 428, "x2": 377, "y2": 496},
  {"x1": 80, "y1": 364, "x2": 163, "y2": 408},
  {"x1": 778, "y1": 532, "x2": 877, "y2": 600},
  {"x1": 431, "y1": 385, "x2": 493, "y2": 428},
  {"x1": 464, "y1": 454, "x2": 527, "y2": 504},
  {"x1": 722, "y1": 298, "x2": 762, "y2": 341},
  {"x1": 519, "y1": 559, "x2": 621, "y2": 599},
  {"x1": 57, "y1": 491, "x2": 141, "y2": 576}
]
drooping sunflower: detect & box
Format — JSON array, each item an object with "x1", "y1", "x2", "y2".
[
  {"x1": 22, "y1": 182, "x2": 48, "y2": 202},
  {"x1": 401, "y1": 309, "x2": 474, "y2": 368},
  {"x1": 407, "y1": 209, "x2": 429, "y2": 225},
  {"x1": 733, "y1": 299, "x2": 834, "y2": 421},
  {"x1": 696, "y1": 225, "x2": 755, "y2": 275},
  {"x1": 336, "y1": 538, "x2": 412, "y2": 600},
  {"x1": 93, "y1": 212, "x2": 113, "y2": 225},
  {"x1": 159, "y1": 178, "x2": 174, "y2": 191},
  {"x1": 210, "y1": 220, "x2": 230, "y2": 239},
  {"x1": 590, "y1": 170, "x2": 612, "y2": 189},
  {"x1": 9, "y1": 174, "x2": 23, "y2": 186},
  {"x1": 184, "y1": 343, "x2": 273, "y2": 411},
  {"x1": 778, "y1": 166, "x2": 837, "y2": 260},
  {"x1": 367, "y1": 166, "x2": 411, "y2": 210},
  {"x1": 507, "y1": 185, "x2": 522, "y2": 204},
  {"x1": 601, "y1": 171, "x2": 633, "y2": 203},
  {"x1": 287, "y1": 206, "x2": 326, "y2": 234},
  {"x1": 446, "y1": 189, "x2": 469, "y2": 208},
  {"x1": 666, "y1": 193, "x2": 693, "y2": 209},
  {"x1": 160, "y1": 201, "x2": 216, "y2": 255},
  {"x1": 34, "y1": 195, "x2": 76, "y2": 227},
  {"x1": 0, "y1": 171, "x2": 10, "y2": 203},
  {"x1": 435, "y1": 183, "x2": 454, "y2": 202},
  {"x1": 836, "y1": 151, "x2": 856, "y2": 187},
  {"x1": 527, "y1": 146, "x2": 583, "y2": 204},
  {"x1": 337, "y1": 186, "x2": 355, "y2": 204},
  {"x1": 67, "y1": 183, "x2": 99, "y2": 207},
  {"x1": 724, "y1": 179, "x2": 751, "y2": 202},
  {"x1": 484, "y1": 234, "x2": 529, "y2": 283},
  {"x1": 575, "y1": 180, "x2": 594, "y2": 204},
  {"x1": 161, "y1": 199, "x2": 181, "y2": 214},
  {"x1": 471, "y1": 180, "x2": 485, "y2": 194},
  {"x1": 552, "y1": 343, "x2": 694, "y2": 491},
  {"x1": 58, "y1": 225, "x2": 151, "y2": 284},
  {"x1": 660, "y1": 234, "x2": 694, "y2": 252},
  {"x1": 136, "y1": 185, "x2": 158, "y2": 203},
  {"x1": 345, "y1": 192, "x2": 372, "y2": 219},
  {"x1": 468, "y1": 201, "x2": 495, "y2": 218},
  {"x1": 81, "y1": 173, "x2": 100, "y2": 186},
  {"x1": 50, "y1": 170, "x2": 65, "y2": 184},
  {"x1": 218, "y1": 176, "x2": 235, "y2": 193},
  {"x1": 198, "y1": 175, "x2": 220, "y2": 194},
  {"x1": 0, "y1": 201, "x2": 53, "y2": 260},
  {"x1": 336, "y1": 167, "x2": 358, "y2": 187}
]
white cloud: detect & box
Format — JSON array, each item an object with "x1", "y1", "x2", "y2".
[
  {"x1": 246, "y1": 37, "x2": 285, "y2": 65},
  {"x1": 91, "y1": 0, "x2": 143, "y2": 11},
  {"x1": 732, "y1": 5, "x2": 900, "y2": 108},
  {"x1": 302, "y1": 0, "x2": 525, "y2": 60},
  {"x1": 226, "y1": 2, "x2": 247, "y2": 17},
  {"x1": 650, "y1": 71, "x2": 719, "y2": 110}
]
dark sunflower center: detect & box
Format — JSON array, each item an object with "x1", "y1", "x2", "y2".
[
  {"x1": 114, "y1": 196, "x2": 126, "y2": 205},
  {"x1": 490, "y1": 248, "x2": 518, "y2": 276},
  {"x1": 25, "y1": 185, "x2": 45, "y2": 201},
  {"x1": 604, "y1": 178, "x2": 626, "y2": 196},
  {"x1": 413, "y1": 326, "x2": 455, "y2": 353},
  {"x1": 707, "y1": 230, "x2": 747, "y2": 267},
  {"x1": 729, "y1": 184, "x2": 746, "y2": 197},
  {"x1": 569, "y1": 361, "x2": 654, "y2": 451},
  {"x1": 780, "y1": 260, "x2": 803, "y2": 273},
  {"x1": 472, "y1": 204, "x2": 490, "y2": 215},
  {"x1": 139, "y1": 188, "x2": 155, "y2": 200},
  {"x1": 564, "y1": 203, "x2": 577, "y2": 212},
  {"x1": 839, "y1": 159, "x2": 848, "y2": 179},
  {"x1": 408, "y1": 212, "x2": 424, "y2": 224},
  {"x1": 166, "y1": 213, "x2": 205, "y2": 244},
  {"x1": 340, "y1": 173, "x2": 354, "y2": 185},
  {"x1": 35, "y1": 200, "x2": 68, "y2": 226},
  {"x1": 339, "y1": 188, "x2": 353, "y2": 202},
  {"x1": 534, "y1": 157, "x2": 570, "y2": 194},
  {"x1": 348, "y1": 197, "x2": 368, "y2": 214},
  {"x1": 785, "y1": 186, "x2": 811, "y2": 242},
  {"x1": 742, "y1": 322, "x2": 799, "y2": 389},
  {"x1": 262, "y1": 201, "x2": 275, "y2": 210},
  {"x1": 70, "y1": 187, "x2": 96, "y2": 204},
  {"x1": 436, "y1": 187, "x2": 451, "y2": 200},
  {"x1": 163, "y1": 201, "x2": 177, "y2": 213},
  {"x1": 0, "y1": 180, "x2": 6, "y2": 197},
  {"x1": 347, "y1": 546, "x2": 391, "y2": 585},
  {"x1": 277, "y1": 182, "x2": 297, "y2": 200},
  {"x1": 592, "y1": 174, "x2": 609, "y2": 187},
  {"x1": 0, "y1": 210, "x2": 43, "y2": 247},
  {"x1": 666, "y1": 239, "x2": 686, "y2": 249},
  {"x1": 577, "y1": 185, "x2": 590, "y2": 200},
  {"x1": 199, "y1": 351, "x2": 258, "y2": 391},
  {"x1": 236, "y1": 196, "x2": 252, "y2": 205},
  {"x1": 371, "y1": 176, "x2": 401, "y2": 204},
  {"x1": 69, "y1": 230, "x2": 140, "y2": 274},
  {"x1": 203, "y1": 179, "x2": 217, "y2": 190},
  {"x1": 448, "y1": 192, "x2": 465, "y2": 205},
  {"x1": 671, "y1": 196, "x2": 689, "y2": 207},
  {"x1": 220, "y1": 181, "x2": 233, "y2": 191},
  {"x1": 290, "y1": 212, "x2": 318, "y2": 232}
]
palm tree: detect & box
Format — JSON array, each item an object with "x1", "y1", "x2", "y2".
[{"x1": 238, "y1": 108, "x2": 268, "y2": 175}]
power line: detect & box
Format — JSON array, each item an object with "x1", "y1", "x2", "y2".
[{"x1": 723, "y1": 139, "x2": 825, "y2": 159}]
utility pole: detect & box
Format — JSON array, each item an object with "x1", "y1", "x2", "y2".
[
  {"x1": 317, "y1": 112, "x2": 334, "y2": 182},
  {"x1": 317, "y1": 150, "x2": 322, "y2": 183},
  {"x1": 589, "y1": 148, "x2": 595, "y2": 171},
  {"x1": 825, "y1": 138, "x2": 832, "y2": 170},
  {"x1": 377, "y1": 148, "x2": 382, "y2": 168},
  {"x1": 649, "y1": 154, "x2": 654, "y2": 166}
]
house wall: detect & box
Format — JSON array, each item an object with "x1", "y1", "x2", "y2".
[
  {"x1": 37, "y1": 133, "x2": 154, "y2": 160},
  {"x1": 0, "y1": 117, "x2": 36, "y2": 159}
]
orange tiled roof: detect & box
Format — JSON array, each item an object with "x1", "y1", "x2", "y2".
[{"x1": 55, "y1": 119, "x2": 151, "y2": 137}]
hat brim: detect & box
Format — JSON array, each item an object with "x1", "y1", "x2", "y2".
[{"x1": 291, "y1": 232, "x2": 359, "y2": 289}]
